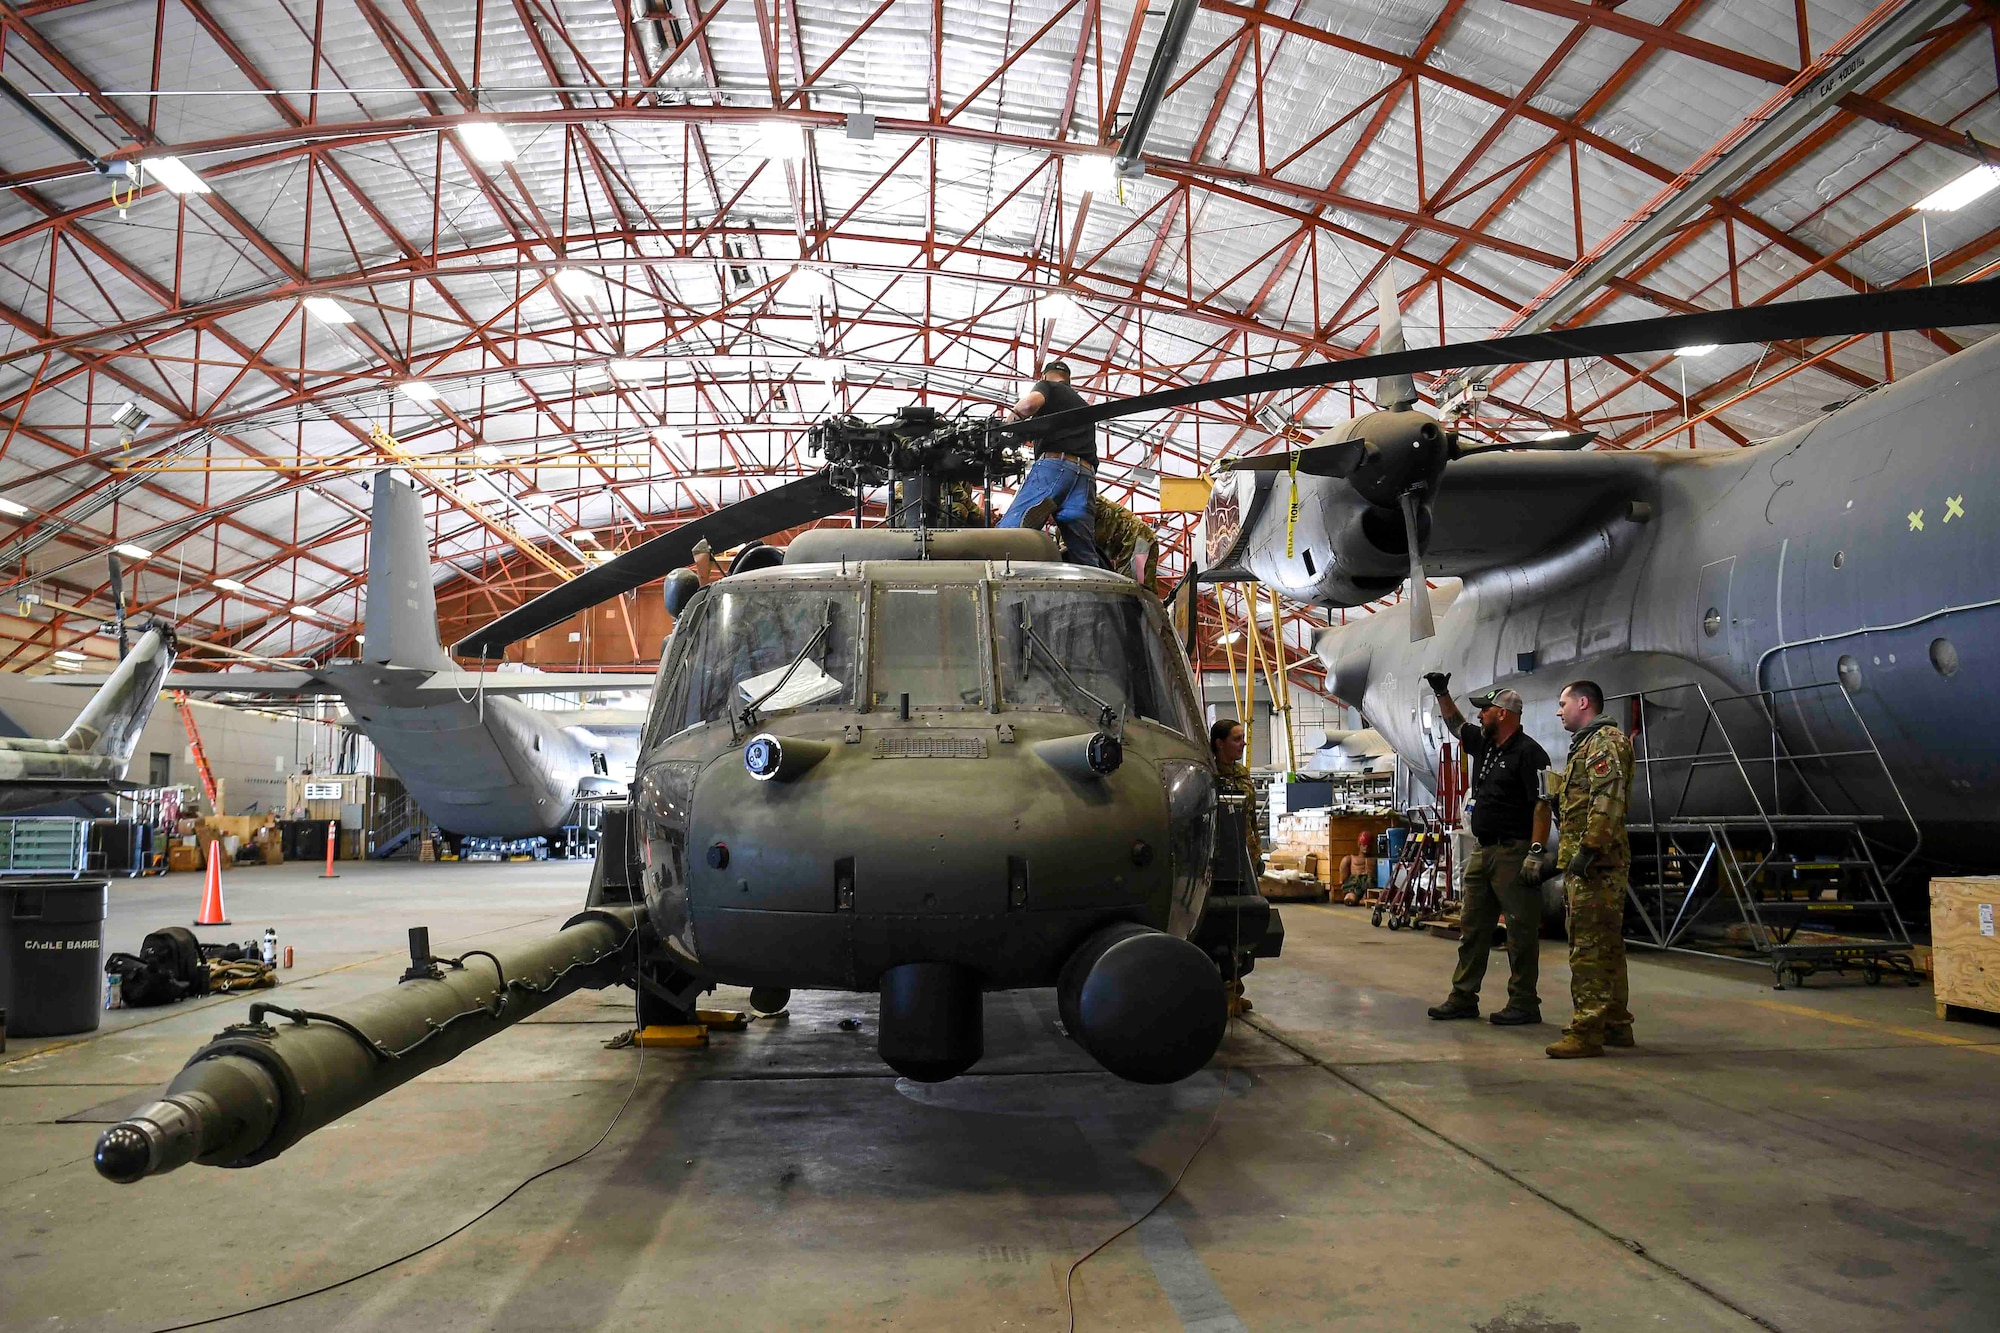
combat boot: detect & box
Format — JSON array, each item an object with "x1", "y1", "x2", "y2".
[
  {"x1": 1427, "y1": 996, "x2": 1479, "y2": 1020},
  {"x1": 1545, "y1": 1034, "x2": 1603, "y2": 1059},
  {"x1": 1604, "y1": 1026, "x2": 1636, "y2": 1048}
]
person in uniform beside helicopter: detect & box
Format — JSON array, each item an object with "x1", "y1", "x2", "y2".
[
  {"x1": 1210, "y1": 718, "x2": 1263, "y2": 1017},
  {"x1": 1546, "y1": 680, "x2": 1637, "y2": 1059},
  {"x1": 1090, "y1": 494, "x2": 1159, "y2": 592},
  {"x1": 1000, "y1": 360, "x2": 1106, "y2": 568}
]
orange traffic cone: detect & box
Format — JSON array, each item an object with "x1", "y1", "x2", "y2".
[{"x1": 194, "y1": 839, "x2": 230, "y2": 927}]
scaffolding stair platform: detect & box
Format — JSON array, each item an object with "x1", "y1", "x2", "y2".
[{"x1": 1614, "y1": 679, "x2": 1920, "y2": 988}]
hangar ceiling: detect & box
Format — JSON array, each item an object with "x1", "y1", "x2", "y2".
[{"x1": 0, "y1": 0, "x2": 1994, "y2": 672}]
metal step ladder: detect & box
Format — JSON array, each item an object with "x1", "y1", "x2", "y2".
[{"x1": 1614, "y1": 679, "x2": 1921, "y2": 988}]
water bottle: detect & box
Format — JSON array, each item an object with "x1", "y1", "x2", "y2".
[
  {"x1": 261, "y1": 927, "x2": 277, "y2": 967},
  {"x1": 104, "y1": 973, "x2": 121, "y2": 1010}
]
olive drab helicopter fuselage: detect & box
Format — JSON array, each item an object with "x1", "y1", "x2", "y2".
[{"x1": 619, "y1": 529, "x2": 1261, "y2": 1081}]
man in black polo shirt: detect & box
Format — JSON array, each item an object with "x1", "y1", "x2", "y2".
[
  {"x1": 998, "y1": 360, "x2": 1105, "y2": 567},
  {"x1": 1423, "y1": 677, "x2": 1553, "y2": 1026}
]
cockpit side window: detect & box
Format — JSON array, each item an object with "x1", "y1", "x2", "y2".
[
  {"x1": 646, "y1": 594, "x2": 708, "y2": 746},
  {"x1": 994, "y1": 589, "x2": 1197, "y2": 735}
]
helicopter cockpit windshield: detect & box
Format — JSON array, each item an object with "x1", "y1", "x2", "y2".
[{"x1": 995, "y1": 589, "x2": 1198, "y2": 736}]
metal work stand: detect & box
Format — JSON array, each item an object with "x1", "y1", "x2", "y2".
[{"x1": 1615, "y1": 680, "x2": 1921, "y2": 988}]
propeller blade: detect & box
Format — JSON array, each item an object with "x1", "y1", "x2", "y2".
[
  {"x1": 1454, "y1": 430, "x2": 1598, "y2": 458},
  {"x1": 1374, "y1": 265, "x2": 1416, "y2": 411},
  {"x1": 1398, "y1": 490, "x2": 1434, "y2": 643},
  {"x1": 1012, "y1": 277, "x2": 2000, "y2": 439},
  {"x1": 452, "y1": 471, "x2": 855, "y2": 659}
]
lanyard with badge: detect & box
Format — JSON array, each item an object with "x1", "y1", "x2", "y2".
[{"x1": 1464, "y1": 737, "x2": 1505, "y2": 818}]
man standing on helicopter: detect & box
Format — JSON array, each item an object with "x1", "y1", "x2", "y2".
[{"x1": 999, "y1": 361, "x2": 1106, "y2": 568}]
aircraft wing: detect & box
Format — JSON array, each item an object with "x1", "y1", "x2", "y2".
[
  {"x1": 1420, "y1": 450, "x2": 1664, "y2": 575},
  {"x1": 415, "y1": 671, "x2": 655, "y2": 696}
]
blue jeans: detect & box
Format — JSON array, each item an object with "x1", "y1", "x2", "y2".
[{"x1": 999, "y1": 456, "x2": 1103, "y2": 567}]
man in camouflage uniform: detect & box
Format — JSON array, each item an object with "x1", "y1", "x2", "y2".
[
  {"x1": 1090, "y1": 495, "x2": 1160, "y2": 592},
  {"x1": 1210, "y1": 718, "x2": 1262, "y2": 1016},
  {"x1": 1547, "y1": 679, "x2": 1636, "y2": 1058}
]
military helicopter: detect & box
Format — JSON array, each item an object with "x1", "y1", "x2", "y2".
[
  {"x1": 92, "y1": 276, "x2": 1990, "y2": 1184},
  {"x1": 93, "y1": 403, "x2": 1277, "y2": 1185}
]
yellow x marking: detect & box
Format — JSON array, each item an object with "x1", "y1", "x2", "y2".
[
  {"x1": 1908, "y1": 509, "x2": 1924, "y2": 531},
  {"x1": 1944, "y1": 494, "x2": 1965, "y2": 523}
]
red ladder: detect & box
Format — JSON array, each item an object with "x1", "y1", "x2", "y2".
[{"x1": 172, "y1": 690, "x2": 220, "y2": 811}]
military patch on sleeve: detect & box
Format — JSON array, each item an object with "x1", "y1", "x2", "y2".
[{"x1": 1592, "y1": 757, "x2": 1610, "y2": 776}]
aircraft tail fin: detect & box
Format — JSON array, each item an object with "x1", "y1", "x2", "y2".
[
  {"x1": 364, "y1": 472, "x2": 454, "y2": 671},
  {"x1": 59, "y1": 622, "x2": 177, "y2": 761}
]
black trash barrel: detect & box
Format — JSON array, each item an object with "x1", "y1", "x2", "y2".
[{"x1": 0, "y1": 877, "x2": 109, "y2": 1037}]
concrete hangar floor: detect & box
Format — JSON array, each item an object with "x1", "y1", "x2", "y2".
[{"x1": 2, "y1": 862, "x2": 1995, "y2": 1331}]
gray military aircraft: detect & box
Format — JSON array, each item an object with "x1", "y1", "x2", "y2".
[
  {"x1": 59, "y1": 474, "x2": 653, "y2": 839},
  {"x1": 1198, "y1": 280, "x2": 1999, "y2": 881},
  {"x1": 0, "y1": 620, "x2": 176, "y2": 811}
]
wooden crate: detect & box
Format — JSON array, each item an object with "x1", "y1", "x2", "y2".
[{"x1": 1929, "y1": 877, "x2": 2000, "y2": 1019}]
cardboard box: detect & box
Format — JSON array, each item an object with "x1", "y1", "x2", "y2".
[
  {"x1": 168, "y1": 844, "x2": 204, "y2": 873},
  {"x1": 1930, "y1": 877, "x2": 2000, "y2": 1018}
]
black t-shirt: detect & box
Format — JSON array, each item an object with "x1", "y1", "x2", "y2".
[
  {"x1": 1457, "y1": 721, "x2": 1550, "y2": 843},
  {"x1": 1029, "y1": 378, "x2": 1096, "y2": 467}
]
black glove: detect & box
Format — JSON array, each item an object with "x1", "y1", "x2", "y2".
[
  {"x1": 1566, "y1": 846, "x2": 1598, "y2": 880},
  {"x1": 1422, "y1": 671, "x2": 1452, "y2": 695},
  {"x1": 1520, "y1": 851, "x2": 1547, "y2": 887}
]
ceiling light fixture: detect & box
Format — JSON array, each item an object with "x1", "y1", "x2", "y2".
[
  {"x1": 289, "y1": 605, "x2": 319, "y2": 619},
  {"x1": 302, "y1": 297, "x2": 354, "y2": 325},
  {"x1": 400, "y1": 379, "x2": 442, "y2": 402},
  {"x1": 1073, "y1": 153, "x2": 1119, "y2": 195},
  {"x1": 54, "y1": 649, "x2": 86, "y2": 662},
  {"x1": 0, "y1": 498, "x2": 26, "y2": 517},
  {"x1": 1914, "y1": 165, "x2": 2000, "y2": 212},
  {"x1": 756, "y1": 121, "x2": 808, "y2": 163},
  {"x1": 458, "y1": 121, "x2": 518, "y2": 163},
  {"x1": 553, "y1": 267, "x2": 598, "y2": 299},
  {"x1": 569, "y1": 528, "x2": 597, "y2": 544},
  {"x1": 138, "y1": 156, "x2": 212, "y2": 195},
  {"x1": 610, "y1": 358, "x2": 659, "y2": 381},
  {"x1": 113, "y1": 542, "x2": 151, "y2": 561},
  {"x1": 1043, "y1": 291, "x2": 1083, "y2": 324},
  {"x1": 518, "y1": 490, "x2": 551, "y2": 507},
  {"x1": 1674, "y1": 344, "x2": 1718, "y2": 358},
  {"x1": 472, "y1": 444, "x2": 503, "y2": 463},
  {"x1": 213, "y1": 577, "x2": 246, "y2": 592},
  {"x1": 654, "y1": 425, "x2": 686, "y2": 449}
]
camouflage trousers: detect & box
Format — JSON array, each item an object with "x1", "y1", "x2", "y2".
[{"x1": 1564, "y1": 867, "x2": 1633, "y2": 1041}]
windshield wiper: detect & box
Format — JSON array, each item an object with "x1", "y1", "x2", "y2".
[
  {"x1": 737, "y1": 602, "x2": 834, "y2": 736},
  {"x1": 1017, "y1": 606, "x2": 1124, "y2": 739}
]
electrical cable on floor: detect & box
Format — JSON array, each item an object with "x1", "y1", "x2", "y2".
[
  {"x1": 1064, "y1": 878, "x2": 1248, "y2": 1333},
  {"x1": 145, "y1": 1001, "x2": 649, "y2": 1332}
]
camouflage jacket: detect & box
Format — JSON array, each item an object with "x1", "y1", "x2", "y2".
[
  {"x1": 1214, "y1": 760, "x2": 1264, "y2": 877},
  {"x1": 1554, "y1": 714, "x2": 1634, "y2": 868},
  {"x1": 1091, "y1": 496, "x2": 1159, "y2": 585}
]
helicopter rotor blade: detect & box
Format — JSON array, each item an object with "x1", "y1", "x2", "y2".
[
  {"x1": 1218, "y1": 434, "x2": 1367, "y2": 477},
  {"x1": 107, "y1": 553, "x2": 129, "y2": 660},
  {"x1": 1012, "y1": 277, "x2": 1999, "y2": 440},
  {"x1": 453, "y1": 471, "x2": 854, "y2": 659},
  {"x1": 1398, "y1": 490, "x2": 1434, "y2": 643}
]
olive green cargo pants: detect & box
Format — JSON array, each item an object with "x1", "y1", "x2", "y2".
[{"x1": 1448, "y1": 839, "x2": 1540, "y2": 1012}]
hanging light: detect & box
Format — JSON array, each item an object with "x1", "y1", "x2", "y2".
[
  {"x1": 302, "y1": 297, "x2": 354, "y2": 324},
  {"x1": 1674, "y1": 345, "x2": 1718, "y2": 358},
  {"x1": 553, "y1": 267, "x2": 599, "y2": 299},
  {"x1": 756, "y1": 121, "x2": 808, "y2": 163},
  {"x1": 1043, "y1": 291, "x2": 1083, "y2": 325},
  {"x1": 213, "y1": 577, "x2": 247, "y2": 592},
  {"x1": 138, "y1": 156, "x2": 211, "y2": 195},
  {"x1": 1914, "y1": 165, "x2": 2000, "y2": 212},
  {"x1": 457, "y1": 122, "x2": 518, "y2": 163},
  {"x1": 113, "y1": 542, "x2": 152, "y2": 561},
  {"x1": 400, "y1": 380, "x2": 442, "y2": 402},
  {"x1": 1073, "y1": 154, "x2": 1119, "y2": 195}
]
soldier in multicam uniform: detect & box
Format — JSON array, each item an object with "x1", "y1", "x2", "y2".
[
  {"x1": 1210, "y1": 718, "x2": 1263, "y2": 1016},
  {"x1": 1546, "y1": 679, "x2": 1637, "y2": 1059},
  {"x1": 1090, "y1": 495, "x2": 1160, "y2": 593}
]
